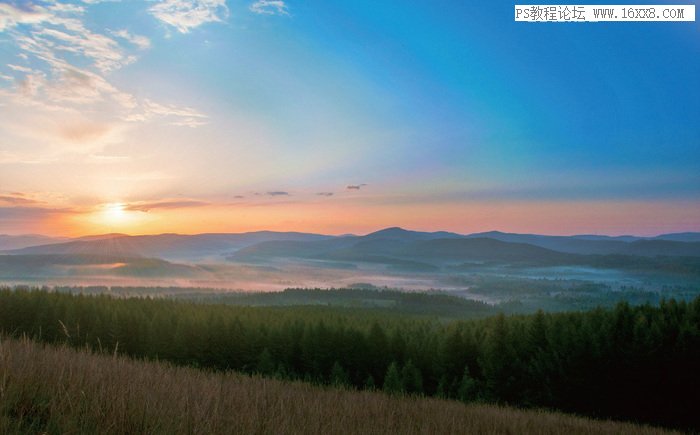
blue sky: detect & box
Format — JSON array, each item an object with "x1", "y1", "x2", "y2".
[{"x1": 0, "y1": 0, "x2": 698, "y2": 235}]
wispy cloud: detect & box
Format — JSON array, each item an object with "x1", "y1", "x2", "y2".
[
  {"x1": 0, "y1": 194, "x2": 41, "y2": 206},
  {"x1": 0, "y1": 205, "x2": 76, "y2": 220},
  {"x1": 150, "y1": 0, "x2": 229, "y2": 33},
  {"x1": 316, "y1": 192, "x2": 334, "y2": 197},
  {"x1": 7, "y1": 64, "x2": 33, "y2": 73},
  {"x1": 266, "y1": 191, "x2": 290, "y2": 196},
  {"x1": 121, "y1": 99, "x2": 208, "y2": 127},
  {"x1": 110, "y1": 29, "x2": 151, "y2": 50},
  {"x1": 346, "y1": 184, "x2": 367, "y2": 190},
  {"x1": 0, "y1": 3, "x2": 50, "y2": 31},
  {"x1": 0, "y1": 0, "x2": 208, "y2": 156},
  {"x1": 249, "y1": 0, "x2": 289, "y2": 16},
  {"x1": 124, "y1": 199, "x2": 209, "y2": 212}
]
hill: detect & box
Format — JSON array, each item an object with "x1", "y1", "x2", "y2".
[
  {"x1": 0, "y1": 338, "x2": 673, "y2": 434},
  {"x1": 6, "y1": 228, "x2": 700, "y2": 265},
  {"x1": 466, "y1": 231, "x2": 700, "y2": 256},
  {"x1": 1, "y1": 289, "x2": 698, "y2": 429},
  {"x1": 0, "y1": 234, "x2": 68, "y2": 250},
  {"x1": 6, "y1": 231, "x2": 333, "y2": 261},
  {"x1": 0, "y1": 255, "x2": 205, "y2": 280}
]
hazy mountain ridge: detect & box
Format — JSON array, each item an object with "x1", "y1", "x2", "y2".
[
  {"x1": 2, "y1": 228, "x2": 700, "y2": 283},
  {"x1": 4, "y1": 227, "x2": 699, "y2": 258},
  {"x1": 3, "y1": 231, "x2": 334, "y2": 261},
  {"x1": 0, "y1": 234, "x2": 70, "y2": 250},
  {"x1": 0, "y1": 254, "x2": 204, "y2": 280}
]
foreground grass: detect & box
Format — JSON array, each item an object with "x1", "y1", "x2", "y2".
[{"x1": 0, "y1": 338, "x2": 674, "y2": 434}]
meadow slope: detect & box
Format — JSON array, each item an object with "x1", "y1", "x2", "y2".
[{"x1": 0, "y1": 338, "x2": 675, "y2": 435}]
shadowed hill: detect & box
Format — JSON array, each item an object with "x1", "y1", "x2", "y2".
[
  {"x1": 0, "y1": 234, "x2": 69, "y2": 251},
  {"x1": 0, "y1": 254, "x2": 205, "y2": 279},
  {"x1": 5, "y1": 231, "x2": 334, "y2": 261},
  {"x1": 0, "y1": 338, "x2": 675, "y2": 435},
  {"x1": 363, "y1": 226, "x2": 464, "y2": 241},
  {"x1": 466, "y1": 231, "x2": 700, "y2": 257},
  {"x1": 401, "y1": 237, "x2": 575, "y2": 264}
]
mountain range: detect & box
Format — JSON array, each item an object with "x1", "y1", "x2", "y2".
[
  {"x1": 1, "y1": 227, "x2": 699, "y2": 279},
  {"x1": 2, "y1": 228, "x2": 700, "y2": 262}
]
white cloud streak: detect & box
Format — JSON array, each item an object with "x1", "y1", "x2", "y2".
[
  {"x1": 149, "y1": 0, "x2": 229, "y2": 33},
  {"x1": 249, "y1": 0, "x2": 289, "y2": 16},
  {"x1": 0, "y1": 0, "x2": 208, "y2": 156},
  {"x1": 111, "y1": 29, "x2": 151, "y2": 50}
]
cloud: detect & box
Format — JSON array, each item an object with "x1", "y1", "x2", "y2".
[
  {"x1": 58, "y1": 121, "x2": 113, "y2": 144},
  {"x1": 0, "y1": 205, "x2": 75, "y2": 220},
  {"x1": 346, "y1": 184, "x2": 367, "y2": 190},
  {"x1": 110, "y1": 29, "x2": 151, "y2": 50},
  {"x1": 266, "y1": 191, "x2": 289, "y2": 196},
  {"x1": 124, "y1": 200, "x2": 209, "y2": 212},
  {"x1": 316, "y1": 192, "x2": 334, "y2": 197},
  {"x1": 35, "y1": 27, "x2": 131, "y2": 73},
  {"x1": 149, "y1": 0, "x2": 229, "y2": 33},
  {"x1": 0, "y1": 3, "x2": 50, "y2": 31},
  {"x1": 249, "y1": 1, "x2": 289, "y2": 16},
  {"x1": 127, "y1": 99, "x2": 208, "y2": 127},
  {"x1": 7, "y1": 64, "x2": 33, "y2": 73},
  {"x1": 0, "y1": 0, "x2": 208, "y2": 150},
  {"x1": 0, "y1": 194, "x2": 40, "y2": 206}
]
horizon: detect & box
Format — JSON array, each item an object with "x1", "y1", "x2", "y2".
[
  {"x1": 3, "y1": 225, "x2": 699, "y2": 240},
  {"x1": 1, "y1": 1, "x2": 698, "y2": 237}
]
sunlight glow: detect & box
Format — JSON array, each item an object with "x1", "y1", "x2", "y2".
[
  {"x1": 103, "y1": 203, "x2": 127, "y2": 224},
  {"x1": 93, "y1": 203, "x2": 142, "y2": 231}
]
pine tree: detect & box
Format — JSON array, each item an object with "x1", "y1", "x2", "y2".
[
  {"x1": 364, "y1": 374, "x2": 376, "y2": 390},
  {"x1": 256, "y1": 348, "x2": 275, "y2": 375},
  {"x1": 383, "y1": 362, "x2": 403, "y2": 395},
  {"x1": 330, "y1": 361, "x2": 350, "y2": 388},
  {"x1": 401, "y1": 359, "x2": 423, "y2": 395},
  {"x1": 457, "y1": 365, "x2": 477, "y2": 402}
]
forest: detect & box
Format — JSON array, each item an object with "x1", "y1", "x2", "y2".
[{"x1": 0, "y1": 288, "x2": 698, "y2": 431}]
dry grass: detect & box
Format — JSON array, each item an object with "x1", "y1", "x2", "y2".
[{"x1": 0, "y1": 338, "x2": 676, "y2": 435}]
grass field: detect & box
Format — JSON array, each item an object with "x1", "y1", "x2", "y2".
[{"x1": 0, "y1": 338, "x2": 675, "y2": 435}]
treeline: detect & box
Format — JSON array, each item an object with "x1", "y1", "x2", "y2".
[
  {"x1": 0, "y1": 288, "x2": 698, "y2": 430},
  {"x1": 50, "y1": 286, "x2": 503, "y2": 319}
]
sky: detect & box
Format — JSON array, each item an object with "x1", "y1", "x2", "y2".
[{"x1": 0, "y1": 0, "x2": 698, "y2": 237}]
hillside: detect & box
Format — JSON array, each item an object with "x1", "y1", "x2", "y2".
[
  {"x1": 7, "y1": 228, "x2": 700, "y2": 263},
  {"x1": 0, "y1": 234, "x2": 68, "y2": 251},
  {"x1": 1, "y1": 289, "x2": 698, "y2": 429},
  {"x1": 5, "y1": 231, "x2": 333, "y2": 261},
  {"x1": 0, "y1": 255, "x2": 206, "y2": 280},
  {"x1": 0, "y1": 338, "x2": 674, "y2": 435},
  {"x1": 466, "y1": 231, "x2": 700, "y2": 256}
]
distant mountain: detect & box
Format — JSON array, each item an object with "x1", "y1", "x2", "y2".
[
  {"x1": 569, "y1": 234, "x2": 642, "y2": 242},
  {"x1": 400, "y1": 238, "x2": 574, "y2": 264},
  {"x1": 229, "y1": 237, "x2": 358, "y2": 261},
  {"x1": 363, "y1": 227, "x2": 464, "y2": 241},
  {"x1": 464, "y1": 231, "x2": 700, "y2": 257},
  {"x1": 0, "y1": 234, "x2": 69, "y2": 251},
  {"x1": 0, "y1": 254, "x2": 204, "y2": 279},
  {"x1": 653, "y1": 232, "x2": 700, "y2": 243},
  {"x1": 4, "y1": 231, "x2": 334, "y2": 261},
  {"x1": 613, "y1": 239, "x2": 700, "y2": 257},
  {"x1": 228, "y1": 228, "x2": 700, "y2": 277},
  {"x1": 74, "y1": 233, "x2": 129, "y2": 242},
  {"x1": 231, "y1": 228, "x2": 464, "y2": 264},
  {"x1": 232, "y1": 229, "x2": 577, "y2": 268},
  {"x1": 4, "y1": 228, "x2": 700, "y2": 277}
]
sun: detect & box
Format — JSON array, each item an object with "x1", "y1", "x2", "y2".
[
  {"x1": 102, "y1": 203, "x2": 128, "y2": 226},
  {"x1": 78, "y1": 202, "x2": 153, "y2": 235}
]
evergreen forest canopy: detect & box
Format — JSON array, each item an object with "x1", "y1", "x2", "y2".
[{"x1": 0, "y1": 288, "x2": 698, "y2": 431}]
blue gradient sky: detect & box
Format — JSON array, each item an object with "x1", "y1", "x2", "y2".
[{"x1": 0, "y1": 0, "x2": 698, "y2": 235}]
